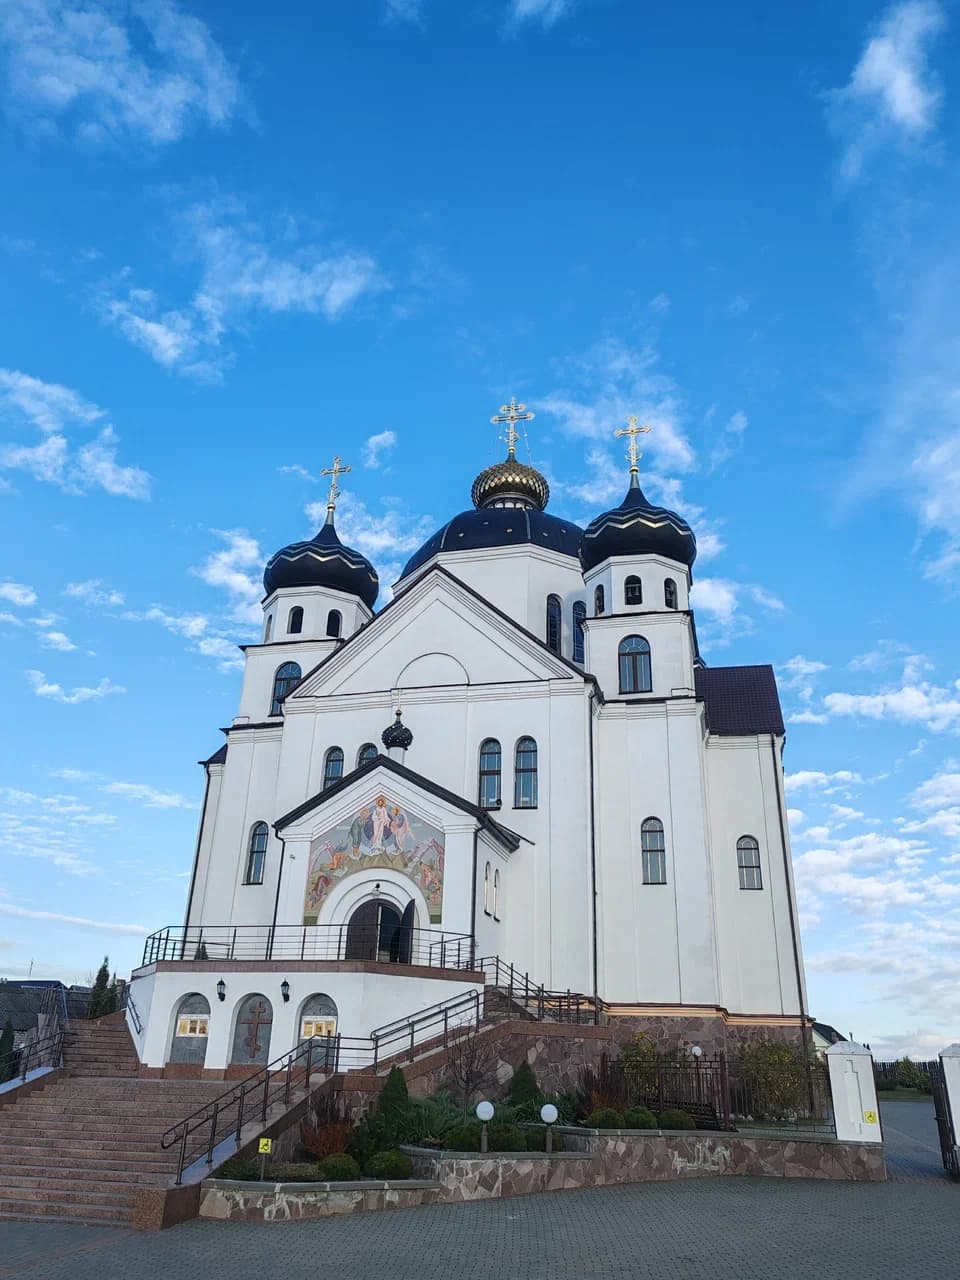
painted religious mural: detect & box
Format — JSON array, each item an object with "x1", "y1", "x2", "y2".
[{"x1": 302, "y1": 794, "x2": 445, "y2": 924}]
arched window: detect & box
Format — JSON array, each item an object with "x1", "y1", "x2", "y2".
[
  {"x1": 478, "y1": 738, "x2": 502, "y2": 809},
  {"x1": 299, "y1": 993, "x2": 338, "y2": 1047},
  {"x1": 737, "y1": 836, "x2": 762, "y2": 890},
  {"x1": 322, "y1": 747, "x2": 344, "y2": 790},
  {"x1": 264, "y1": 614, "x2": 273, "y2": 643},
  {"x1": 546, "y1": 594, "x2": 562, "y2": 655},
  {"x1": 514, "y1": 736, "x2": 538, "y2": 809},
  {"x1": 244, "y1": 822, "x2": 269, "y2": 885},
  {"x1": 483, "y1": 861, "x2": 492, "y2": 915},
  {"x1": 641, "y1": 818, "x2": 666, "y2": 884},
  {"x1": 625, "y1": 575, "x2": 643, "y2": 606},
  {"x1": 594, "y1": 585, "x2": 605, "y2": 616},
  {"x1": 619, "y1": 636, "x2": 652, "y2": 694},
  {"x1": 287, "y1": 606, "x2": 304, "y2": 634},
  {"x1": 326, "y1": 609, "x2": 342, "y2": 639},
  {"x1": 572, "y1": 601, "x2": 586, "y2": 664},
  {"x1": 493, "y1": 869, "x2": 501, "y2": 920},
  {"x1": 357, "y1": 742, "x2": 378, "y2": 767},
  {"x1": 664, "y1": 578, "x2": 678, "y2": 610},
  {"x1": 270, "y1": 662, "x2": 301, "y2": 716}
]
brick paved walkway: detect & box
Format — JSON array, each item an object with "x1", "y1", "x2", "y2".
[
  {"x1": 1, "y1": 1173, "x2": 956, "y2": 1280},
  {"x1": 880, "y1": 1099, "x2": 950, "y2": 1181}
]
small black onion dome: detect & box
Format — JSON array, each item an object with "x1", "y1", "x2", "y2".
[
  {"x1": 381, "y1": 710, "x2": 413, "y2": 750},
  {"x1": 580, "y1": 475, "x2": 697, "y2": 573},
  {"x1": 471, "y1": 452, "x2": 550, "y2": 510},
  {"x1": 263, "y1": 512, "x2": 379, "y2": 608},
  {"x1": 399, "y1": 506, "x2": 582, "y2": 580}
]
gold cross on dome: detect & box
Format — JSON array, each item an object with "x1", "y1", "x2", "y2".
[
  {"x1": 320, "y1": 455, "x2": 352, "y2": 510},
  {"x1": 614, "y1": 416, "x2": 652, "y2": 474},
  {"x1": 490, "y1": 397, "x2": 535, "y2": 456}
]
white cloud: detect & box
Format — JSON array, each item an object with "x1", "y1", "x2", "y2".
[
  {"x1": 826, "y1": 1, "x2": 946, "y2": 182},
  {"x1": 305, "y1": 491, "x2": 435, "y2": 596},
  {"x1": 384, "y1": 0, "x2": 424, "y2": 22},
  {"x1": 25, "y1": 669, "x2": 125, "y2": 704},
  {"x1": 822, "y1": 675, "x2": 960, "y2": 733},
  {"x1": 100, "y1": 781, "x2": 194, "y2": 809},
  {"x1": 690, "y1": 576, "x2": 783, "y2": 643},
  {"x1": 648, "y1": 292, "x2": 670, "y2": 313},
  {"x1": 508, "y1": 0, "x2": 578, "y2": 26},
  {"x1": 708, "y1": 410, "x2": 748, "y2": 471},
  {"x1": 788, "y1": 709, "x2": 829, "y2": 725},
  {"x1": 727, "y1": 294, "x2": 749, "y2": 316},
  {"x1": 126, "y1": 595, "x2": 247, "y2": 673},
  {"x1": 785, "y1": 769, "x2": 863, "y2": 793},
  {"x1": 39, "y1": 629, "x2": 76, "y2": 651},
  {"x1": 278, "y1": 463, "x2": 315, "y2": 481},
  {"x1": 0, "y1": 580, "x2": 37, "y2": 607},
  {"x1": 0, "y1": 0, "x2": 241, "y2": 146},
  {"x1": 0, "y1": 903, "x2": 147, "y2": 935},
  {"x1": 363, "y1": 430, "x2": 398, "y2": 469},
  {"x1": 65, "y1": 579, "x2": 125, "y2": 607},
  {"x1": 0, "y1": 370, "x2": 150, "y2": 499},
  {"x1": 192, "y1": 528, "x2": 263, "y2": 624},
  {"x1": 779, "y1": 654, "x2": 829, "y2": 706}
]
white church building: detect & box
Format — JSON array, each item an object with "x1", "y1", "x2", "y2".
[{"x1": 126, "y1": 403, "x2": 809, "y2": 1076}]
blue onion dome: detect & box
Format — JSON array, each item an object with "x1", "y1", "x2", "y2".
[
  {"x1": 263, "y1": 507, "x2": 379, "y2": 608},
  {"x1": 381, "y1": 709, "x2": 413, "y2": 750},
  {"x1": 580, "y1": 472, "x2": 697, "y2": 574}
]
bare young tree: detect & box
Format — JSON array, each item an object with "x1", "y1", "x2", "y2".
[{"x1": 442, "y1": 1024, "x2": 500, "y2": 1113}]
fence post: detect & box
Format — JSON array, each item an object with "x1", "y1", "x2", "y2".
[
  {"x1": 205, "y1": 1103, "x2": 219, "y2": 1164},
  {"x1": 940, "y1": 1044, "x2": 960, "y2": 1155},
  {"x1": 719, "y1": 1051, "x2": 732, "y2": 1130},
  {"x1": 825, "y1": 1042, "x2": 882, "y2": 1143}
]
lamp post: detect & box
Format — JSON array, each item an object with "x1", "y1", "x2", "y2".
[
  {"x1": 476, "y1": 1099, "x2": 494, "y2": 1154},
  {"x1": 540, "y1": 1102, "x2": 558, "y2": 1154}
]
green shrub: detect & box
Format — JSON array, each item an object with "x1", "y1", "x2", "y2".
[
  {"x1": 620, "y1": 1033, "x2": 658, "y2": 1098},
  {"x1": 271, "y1": 1163, "x2": 330, "y2": 1182},
  {"x1": 367, "y1": 1149, "x2": 413, "y2": 1180},
  {"x1": 585, "y1": 1108, "x2": 625, "y2": 1129},
  {"x1": 896, "y1": 1057, "x2": 923, "y2": 1090},
  {"x1": 623, "y1": 1106, "x2": 658, "y2": 1129},
  {"x1": 658, "y1": 1109, "x2": 696, "y2": 1130},
  {"x1": 737, "y1": 1040, "x2": 808, "y2": 1117},
  {"x1": 487, "y1": 1123, "x2": 526, "y2": 1152},
  {"x1": 347, "y1": 1065, "x2": 412, "y2": 1163},
  {"x1": 876, "y1": 1076, "x2": 897, "y2": 1092},
  {"x1": 216, "y1": 1158, "x2": 262, "y2": 1181},
  {"x1": 509, "y1": 1062, "x2": 541, "y2": 1106},
  {"x1": 318, "y1": 1153, "x2": 361, "y2": 1181},
  {"x1": 525, "y1": 1128, "x2": 565, "y2": 1152},
  {"x1": 918, "y1": 1072, "x2": 933, "y2": 1095},
  {"x1": 444, "y1": 1122, "x2": 482, "y2": 1151}
]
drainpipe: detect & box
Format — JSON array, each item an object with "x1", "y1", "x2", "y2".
[
  {"x1": 470, "y1": 829, "x2": 479, "y2": 969},
  {"x1": 269, "y1": 830, "x2": 288, "y2": 962},
  {"x1": 770, "y1": 738, "x2": 810, "y2": 1053},
  {"x1": 588, "y1": 688, "x2": 600, "y2": 1012},
  {"x1": 183, "y1": 762, "x2": 213, "y2": 930}
]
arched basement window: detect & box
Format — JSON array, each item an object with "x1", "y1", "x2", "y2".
[
  {"x1": 322, "y1": 747, "x2": 344, "y2": 790},
  {"x1": 641, "y1": 818, "x2": 666, "y2": 885},
  {"x1": 514, "y1": 736, "x2": 538, "y2": 809},
  {"x1": 546, "y1": 594, "x2": 562, "y2": 654},
  {"x1": 270, "y1": 662, "x2": 301, "y2": 716},
  {"x1": 244, "y1": 822, "x2": 269, "y2": 885},
  {"x1": 618, "y1": 636, "x2": 652, "y2": 694},
  {"x1": 479, "y1": 738, "x2": 502, "y2": 809}
]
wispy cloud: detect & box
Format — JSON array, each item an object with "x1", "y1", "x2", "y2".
[
  {"x1": 307, "y1": 491, "x2": 435, "y2": 594},
  {"x1": 192, "y1": 528, "x2": 263, "y2": 624},
  {"x1": 689, "y1": 576, "x2": 784, "y2": 645},
  {"x1": 38, "y1": 629, "x2": 76, "y2": 652},
  {"x1": 363, "y1": 429, "x2": 398, "y2": 469},
  {"x1": 100, "y1": 781, "x2": 195, "y2": 809},
  {"x1": 508, "y1": 0, "x2": 579, "y2": 28},
  {"x1": 0, "y1": 580, "x2": 37, "y2": 607},
  {"x1": 0, "y1": 370, "x2": 150, "y2": 499},
  {"x1": 383, "y1": 0, "x2": 424, "y2": 23},
  {"x1": 0, "y1": 902, "x2": 148, "y2": 935},
  {"x1": 825, "y1": 1, "x2": 946, "y2": 182},
  {"x1": 708, "y1": 410, "x2": 748, "y2": 471},
  {"x1": 0, "y1": 0, "x2": 241, "y2": 146},
  {"x1": 25, "y1": 669, "x2": 125, "y2": 704},
  {"x1": 65, "y1": 579, "x2": 125, "y2": 608}
]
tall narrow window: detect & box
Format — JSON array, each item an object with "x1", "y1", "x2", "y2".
[
  {"x1": 264, "y1": 615, "x2": 273, "y2": 643},
  {"x1": 357, "y1": 742, "x2": 378, "y2": 767},
  {"x1": 618, "y1": 636, "x2": 652, "y2": 694},
  {"x1": 624, "y1": 575, "x2": 643, "y2": 606},
  {"x1": 326, "y1": 610, "x2": 342, "y2": 638},
  {"x1": 270, "y1": 662, "x2": 301, "y2": 716},
  {"x1": 737, "y1": 836, "x2": 762, "y2": 890},
  {"x1": 664, "y1": 578, "x2": 678, "y2": 610},
  {"x1": 572, "y1": 601, "x2": 586, "y2": 664},
  {"x1": 641, "y1": 818, "x2": 666, "y2": 885},
  {"x1": 493, "y1": 869, "x2": 501, "y2": 920},
  {"x1": 322, "y1": 747, "x2": 344, "y2": 790},
  {"x1": 483, "y1": 861, "x2": 492, "y2": 915},
  {"x1": 287, "y1": 606, "x2": 304, "y2": 634},
  {"x1": 479, "y1": 739, "x2": 502, "y2": 809},
  {"x1": 546, "y1": 594, "x2": 562, "y2": 655},
  {"x1": 244, "y1": 822, "x2": 269, "y2": 885},
  {"x1": 594, "y1": 585, "x2": 605, "y2": 616},
  {"x1": 514, "y1": 736, "x2": 538, "y2": 809}
]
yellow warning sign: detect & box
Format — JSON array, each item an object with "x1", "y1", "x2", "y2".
[
  {"x1": 258, "y1": 1138, "x2": 273, "y2": 1154},
  {"x1": 863, "y1": 1111, "x2": 878, "y2": 1125}
]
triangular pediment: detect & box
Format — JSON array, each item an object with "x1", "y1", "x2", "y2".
[{"x1": 290, "y1": 567, "x2": 579, "y2": 699}]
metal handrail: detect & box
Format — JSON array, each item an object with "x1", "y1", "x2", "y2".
[
  {"x1": 370, "y1": 989, "x2": 482, "y2": 1067},
  {"x1": 140, "y1": 923, "x2": 474, "y2": 968},
  {"x1": 0, "y1": 1028, "x2": 65, "y2": 1086},
  {"x1": 120, "y1": 985, "x2": 143, "y2": 1035},
  {"x1": 468, "y1": 955, "x2": 602, "y2": 1025}
]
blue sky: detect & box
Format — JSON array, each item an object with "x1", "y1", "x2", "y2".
[{"x1": 1, "y1": 0, "x2": 958, "y2": 1057}]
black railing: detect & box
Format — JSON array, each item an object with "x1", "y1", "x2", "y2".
[
  {"x1": 120, "y1": 985, "x2": 143, "y2": 1035},
  {"x1": 470, "y1": 956, "x2": 602, "y2": 1025},
  {"x1": 0, "y1": 1028, "x2": 65, "y2": 1088},
  {"x1": 370, "y1": 989, "x2": 482, "y2": 1068},
  {"x1": 141, "y1": 924, "x2": 475, "y2": 970}
]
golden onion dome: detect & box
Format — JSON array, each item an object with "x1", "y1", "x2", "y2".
[{"x1": 471, "y1": 452, "x2": 550, "y2": 511}]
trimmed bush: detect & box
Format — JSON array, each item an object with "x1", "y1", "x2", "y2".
[
  {"x1": 525, "y1": 1127, "x2": 565, "y2": 1152},
  {"x1": 585, "y1": 1108, "x2": 625, "y2": 1129},
  {"x1": 509, "y1": 1062, "x2": 541, "y2": 1106},
  {"x1": 623, "y1": 1106, "x2": 658, "y2": 1130},
  {"x1": 487, "y1": 1123, "x2": 526, "y2": 1152},
  {"x1": 658, "y1": 1109, "x2": 696, "y2": 1130},
  {"x1": 444, "y1": 1122, "x2": 482, "y2": 1151},
  {"x1": 217, "y1": 1158, "x2": 262, "y2": 1181},
  {"x1": 368, "y1": 1149, "x2": 413, "y2": 1180},
  {"x1": 875, "y1": 1077, "x2": 897, "y2": 1092},
  {"x1": 318, "y1": 1153, "x2": 361, "y2": 1181}
]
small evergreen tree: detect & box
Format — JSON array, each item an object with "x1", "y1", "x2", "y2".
[
  {"x1": 88, "y1": 957, "x2": 111, "y2": 1018},
  {"x1": 509, "y1": 1061, "x2": 541, "y2": 1106},
  {"x1": 0, "y1": 1017, "x2": 15, "y2": 1083}
]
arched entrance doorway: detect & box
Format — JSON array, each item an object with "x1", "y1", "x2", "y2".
[{"x1": 344, "y1": 899, "x2": 415, "y2": 963}]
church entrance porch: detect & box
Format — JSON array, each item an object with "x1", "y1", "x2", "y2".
[{"x1": 344, "y1": 899, "x2": 416, "y2": 964}]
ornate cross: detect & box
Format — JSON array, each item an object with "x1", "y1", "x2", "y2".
[
  {"x1": 239, "y1": 999, "x2": 272, "y2": 1060},
  {"x1": 490, "y1": 397, "x2": 535, "y2": 456},
  {"x1": 614, "y1": 416, "x2": 652, "y2": 474},
  {"x1": 320, "y1": 455, "x2": 352, "y2": 511}
]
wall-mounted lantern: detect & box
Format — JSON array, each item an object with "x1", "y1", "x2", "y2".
[{"x1": 217, "y1": 978, "x2": 226, "y2": 1003}]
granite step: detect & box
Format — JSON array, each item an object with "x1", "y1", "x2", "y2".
[{"x1": 0, "y1": 1197, "x2": 131, "y2": 1222}]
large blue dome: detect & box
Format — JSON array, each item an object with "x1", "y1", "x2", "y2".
[
  {"x1": 580, "y1": 477, "x2": 697, "y2": 574},
  {"x1": 401, "y1": 506, "x2": 583, "y2": 580},
  {"x1": 263, "y1": 516, "x2": 379, "y2": 608}
]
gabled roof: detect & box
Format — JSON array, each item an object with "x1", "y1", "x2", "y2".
[
  {"x1": 812, "y1": 1021, "x2": 847, "y2": 1046},
  {"x1": 695, "y1": 664, "x2": 785, "y2": 737},
  {"x1": 274, "y1": 753, "x2": 522, "y2": 851},
  {"x1": 200, "y1": 744, "x2": 228, "y2": 766}
]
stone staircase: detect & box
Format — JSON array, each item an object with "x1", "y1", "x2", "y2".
[{"x1": 0, "y1": 1020, "x2": 224, "y2": 1225}]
